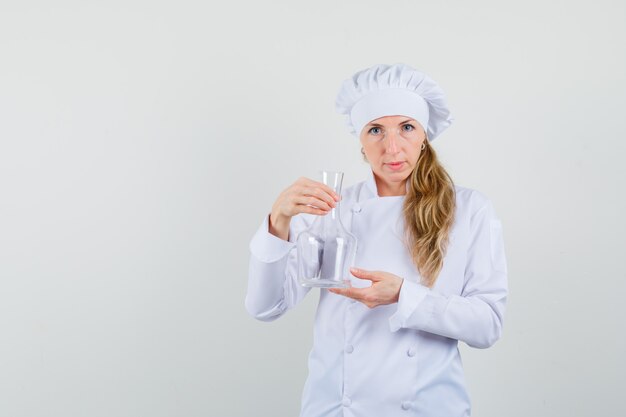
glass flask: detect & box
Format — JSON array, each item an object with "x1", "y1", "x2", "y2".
[{"x1": 296, "y1": 170, "x2": 358, "y2": 288}]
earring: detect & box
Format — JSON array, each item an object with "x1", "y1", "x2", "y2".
[{"x1": 421, "y1": 143, "x2": 426, "y2": 150}]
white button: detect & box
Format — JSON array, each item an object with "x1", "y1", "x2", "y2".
[
  {"x1": 401, "y1": 401, "x2": 412, "y2": 410},
  {"x1": 345, "y1": 344, "x2": 354, "y2": 353},
  {"x1": 407, "y1": 346, "x2": 417, "y2": 357},
  {"x1": 352, "y1": 204, "x2": 361, "y2": 213},
  {"x1": 342, "y1": 397, "x2": 352, "y2": 407}
]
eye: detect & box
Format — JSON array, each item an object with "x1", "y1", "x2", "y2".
[
  {"x1": 368, "y1": 127, "x2": 382, "y2": 135},
  {"x1": 402, "y1": 124, "x2": 415, "y2": 132}
]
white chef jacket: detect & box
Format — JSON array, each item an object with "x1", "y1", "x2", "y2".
[{"x1": 245, "y1": 168, "x2": 508, "y2": 417}]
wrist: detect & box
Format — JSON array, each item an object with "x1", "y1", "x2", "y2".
[
  {"x1": 269, "y1": 212, "x2": 291, "y2": 240},
  {"x1": 395, "y1": 277, "x2": 404, "y2": 303},
  {"x1": 270, "y1": 211, "x2": 290, "y2": 227}
]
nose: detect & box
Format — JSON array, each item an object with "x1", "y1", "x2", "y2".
[{"x1": 384, "y1": 129, "x2": 400, "y2": 154}]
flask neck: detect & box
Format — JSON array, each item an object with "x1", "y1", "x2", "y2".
[
  {"x1": 328, "y1": 204, "x2": 340, "y2": 219},
  {"x1": 320, "y1": 170, "x2": 343, "y2": 222},
  {"x1": 321, "y1": 171, "x2": 343, "y2": 195}
]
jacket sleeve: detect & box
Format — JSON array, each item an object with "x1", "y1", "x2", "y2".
[
  {"x1": 388, "y1": 198, "x2": 508, "y2": 348},
  {"x1": 244, "y1": 212, "x2": 313, "y2": 321}
]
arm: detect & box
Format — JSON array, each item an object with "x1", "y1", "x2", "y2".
[
  {"x1": 388, "y1": 199, "x2": 508, "y2": 348},
  {"x1": 244, "y1": 212, "x2": 312, "y2": 321}
]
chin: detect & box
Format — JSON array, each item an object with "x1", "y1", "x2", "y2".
[{"x1": 382, "y1": 171, "x2": 410, "y2": 181}]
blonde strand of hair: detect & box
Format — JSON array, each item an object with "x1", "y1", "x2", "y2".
[{"x1": 402, "y1": 140, "x2": 456, "y2": 288}]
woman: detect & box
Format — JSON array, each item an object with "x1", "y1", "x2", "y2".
[{"x1": 245, "y1": 63, "x2": 508, "y2": 417}]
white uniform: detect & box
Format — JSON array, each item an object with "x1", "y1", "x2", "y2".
[{"x1": 245, "y1": 169, "x2": 508, "y2": 417}]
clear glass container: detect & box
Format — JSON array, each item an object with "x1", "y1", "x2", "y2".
[{"x1": 296, "y1": 170, "x2": 357, "y2": 288}]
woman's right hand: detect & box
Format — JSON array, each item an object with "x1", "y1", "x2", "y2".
[{"x1": 269, "y1": 177, "x2": 341, "y2": 240}]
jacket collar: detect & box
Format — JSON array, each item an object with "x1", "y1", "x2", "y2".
[{"x1": 364, "y1": 168, "x2": 410, "y2": 199}]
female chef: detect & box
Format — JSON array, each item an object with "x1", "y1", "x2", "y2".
[{"x1": 245, "y1": 63, "x2": 508, "y2": 417}]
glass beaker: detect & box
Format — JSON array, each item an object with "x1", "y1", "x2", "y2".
[{"x1": 296, "y1": 170, "x2": 357, "y2": 288}]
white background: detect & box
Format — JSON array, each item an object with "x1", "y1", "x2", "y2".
[{"x1": 1, "y1": 1, "x2": 624, "y2": 416}]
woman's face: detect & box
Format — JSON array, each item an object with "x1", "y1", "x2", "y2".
[{"x1": 359, "y1": 115, "x2": 426, "y2": 195}]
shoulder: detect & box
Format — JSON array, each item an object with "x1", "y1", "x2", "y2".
[
  {"x1": 453, "y1": 183, "x2": 490, "y2": 207},
  {"x1": 453, "y1": 183, "x2": 498, "y2": 220}
]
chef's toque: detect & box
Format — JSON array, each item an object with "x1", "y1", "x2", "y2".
[{"x1": 335, "y1": 63, "x2": 454, "y2": 141}]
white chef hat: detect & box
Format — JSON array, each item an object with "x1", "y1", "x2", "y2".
[{"x1": 335, "y1": 63, "x2": 454, "y2": 141}]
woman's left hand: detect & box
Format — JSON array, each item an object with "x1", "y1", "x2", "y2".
[{"x1": 328, "y1": 267, "x2": 404, "y2": 308}]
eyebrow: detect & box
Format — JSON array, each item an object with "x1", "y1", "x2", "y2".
[{"x1": 367, "y1": 119, "x2": 415, "y2": 127}]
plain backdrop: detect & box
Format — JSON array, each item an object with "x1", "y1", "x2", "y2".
[{"x1": 1, "y1": 1, "x2": 625, "y2": 416}]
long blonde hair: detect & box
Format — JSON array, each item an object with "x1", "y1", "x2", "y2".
[{"x1": 402, "y1": 138, "x2": 456, "y2": 288}]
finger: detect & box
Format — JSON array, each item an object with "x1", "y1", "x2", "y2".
[
  {"x1": 309, "y1": 186, "x2": 338, "y2": 208},
  {"x1": 329, "y1": 286, "x2": 369, "y2": 300},
  {"x1": 329, "y1": 287, "x2": 381, "y2": 309},
  {"x1": 300, "y1": 184, "x2": 339, "y2": 207},
  {"x1": 294, "y1": 195, "x2": 332, "y2": 211},
  {"x1": 319, "y1": 183, "x2": 341, "y2": 202},
  {"x1": 297, "y1": 204, "x2": 330, "y2": 216},
  {"x1": 301, "y1": 178, "x2": 341, "y2": 202},
  {"x1": 350, "y1": 267, "x2": 383, "y2": 282}
]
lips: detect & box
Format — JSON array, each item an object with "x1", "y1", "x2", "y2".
[{"x1": 387, "y1": 161, "x2": 404, "y2": 171}]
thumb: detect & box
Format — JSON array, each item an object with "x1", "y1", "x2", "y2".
[{"x1": 350, "y1": 267, "x2": 382, "y2": 282}]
